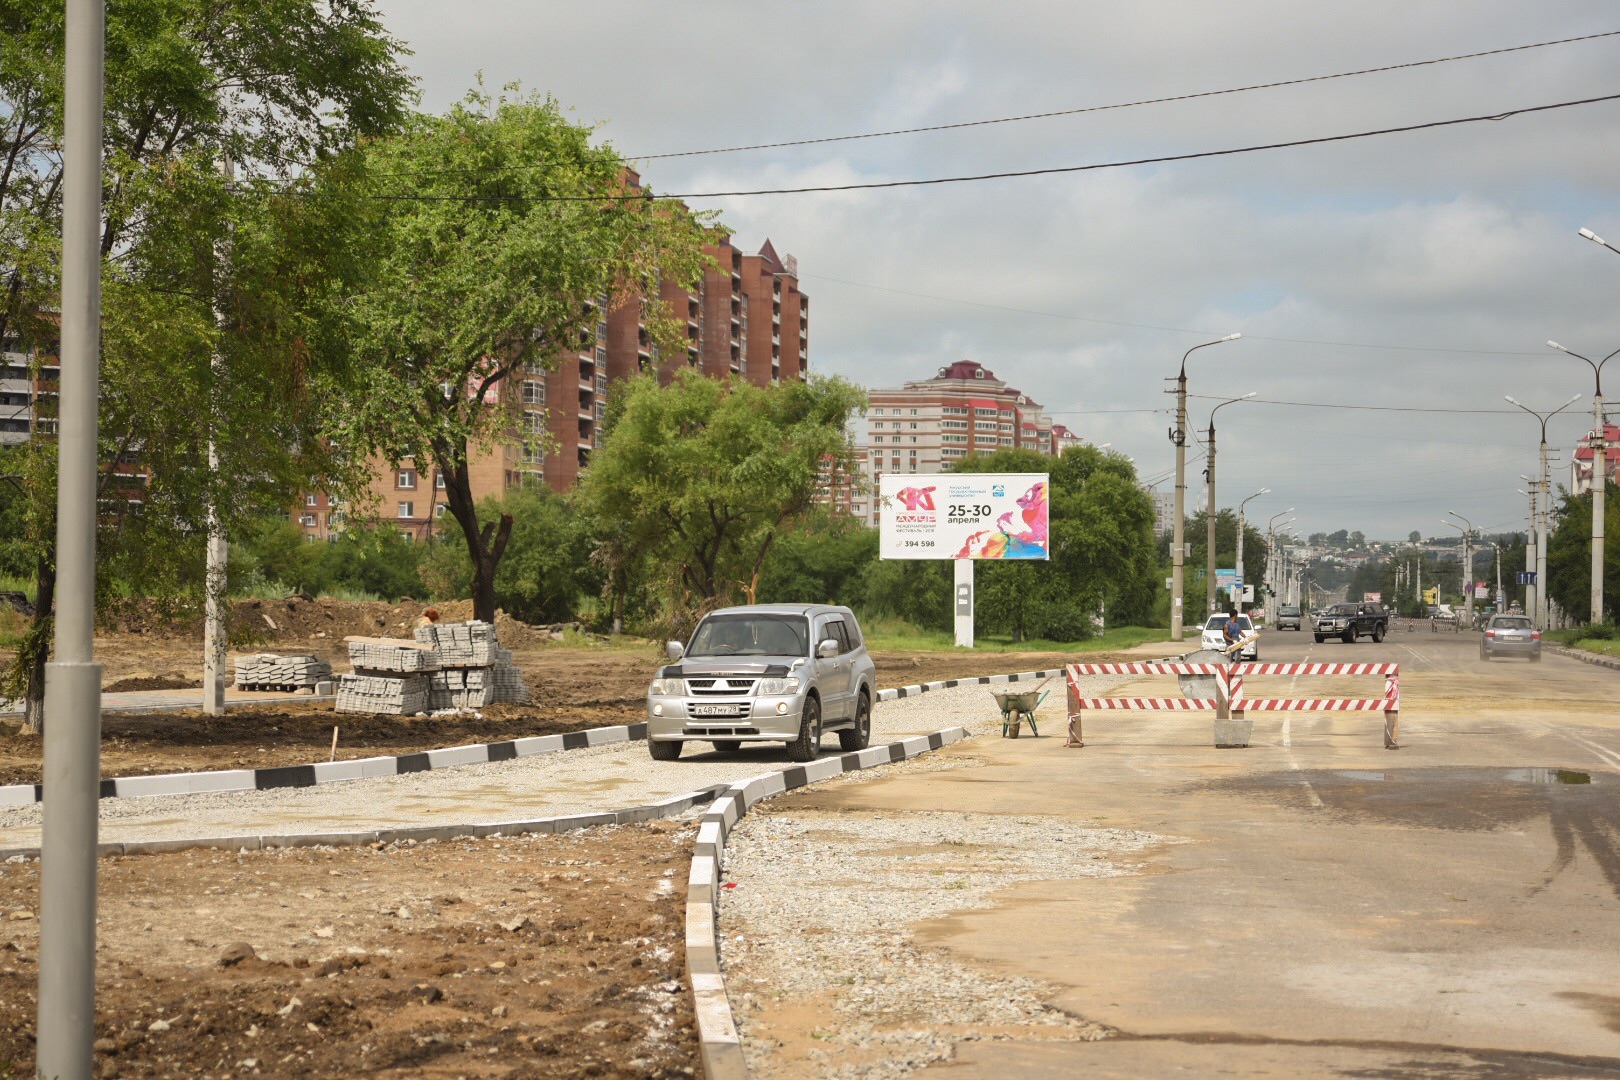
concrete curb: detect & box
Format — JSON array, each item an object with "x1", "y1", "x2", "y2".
[
  {"x1": 685, "y1": 727, "x2": 969, "y2": 1080},
  {"x1": 0, "y1": 667, "x2": 1063, "y2": 809},
  {"x1": 1550, "y1": 644, "x2": 1620, "y2": 672},
  {"x1": 0, "y1": 722, "x2": 649, "y2": 809},
  {"x1": 0, "y1": 691, "x2": 336, "y2": 720}
]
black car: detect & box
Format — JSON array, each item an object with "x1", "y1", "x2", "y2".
[{"x1": 1313, "y1": 602, "x2": 1390, "y2": 644}]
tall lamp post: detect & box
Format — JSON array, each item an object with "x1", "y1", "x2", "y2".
[
  {"x1": 1169, "y1": 333, "x2": 1241, "y2": 641},
  {"x1": 1264, "y1": 508, "x2": 1294, "y2": 620},
  {"x1": 1519, "y1": 476, "x2": 1542, "y2": 625},
  {"x1": 1547, "y1": 341, "x2": 1617, "y2": 624},
  {"x1": 1507, "y1": 392, "x2": 1583, "y2": 629},
  {"x1": 1204, "y1": 392, "x2": 1257, "y2": 616},
  {"x1": 1440, "y1": 516, "x2": 1472, "y2": 623},
  {"x1": 1235, "y1": 487, "x2": 1270, "y2": 611}
]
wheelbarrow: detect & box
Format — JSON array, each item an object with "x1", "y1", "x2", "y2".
[{"x1": 993, "y1": 686, "x2": 1048, "y2": 738}]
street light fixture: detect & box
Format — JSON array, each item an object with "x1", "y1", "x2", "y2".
[
  {"x1": 1506, "y1": 392, "x2": 1584, "y2": 628},
  {"x1": 1444, "y1": 510, "x2": 1477, "y2": 624},
  {"x1": 1204, "y1": 391, "x2": 1256, "y2": 616},
  {"x1": 1235, "y1": 487, "x2": 1270, "y2": 607},
  {"x1": 1579, "y1": 227, "x2": 1620, "y2": 257},
  {"x1": 1168, "y1": 333, "x2": 1242, "y2": 641},
  {"x1": 1546, "y1": 340, "x2": 1617, "y2": 624}
]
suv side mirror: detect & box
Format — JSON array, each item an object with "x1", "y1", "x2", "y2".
[
  {"x1": 817, "y1": 639, "x2": 839, "y2": 659},
  {"x1": 665, "y1": 641, "x2": 685, "y2": 661}
]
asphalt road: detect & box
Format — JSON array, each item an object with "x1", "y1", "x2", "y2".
[{"x1": 797, "y1": 625, "x2": 1620, "y2": 1078}]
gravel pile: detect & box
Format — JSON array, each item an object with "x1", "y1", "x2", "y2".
[
  {"x1": 718, "y1": 809, "x2": 1165, "y2": 1078},
  {"x1": 0, "y1": 671, "x2": 1136, "y2": 850}
]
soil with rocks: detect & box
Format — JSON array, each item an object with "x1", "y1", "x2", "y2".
[{"x1": 0, "y1": 822, "x2": 698, "y2": 1079}]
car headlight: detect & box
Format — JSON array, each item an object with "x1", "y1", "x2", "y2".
[
  {"x1": 648, "y1": 678, "x2": 684, "y2": 696},
  {"x1": 757, "y1": 677, "x2": 803, "y2": 696}
]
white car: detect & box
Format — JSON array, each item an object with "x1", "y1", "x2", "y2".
[{"x1": 1202, "y1": 613, "x2": 1258, "y2": 660}]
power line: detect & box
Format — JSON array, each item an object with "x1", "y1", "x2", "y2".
[
  {"x1": 806, "y1": 273, "x2": 1548, "y2": 356},
  {"x1": 633, "y1": 29, "x2": 1620, "y2": 160},
  {"x1": 365, "y1": 90, "x2": 1620, "y2": 202},
  {"x1": 1186, "y1": 392, "x2": 1525, "y2": 415}
]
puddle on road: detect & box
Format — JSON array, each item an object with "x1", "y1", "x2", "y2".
[{"x1": 1202, "y1": 766, "x2": 1619, "y2": 901}]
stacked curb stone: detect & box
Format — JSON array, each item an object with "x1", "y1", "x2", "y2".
[
  {"x1": 232, "y1": 653, "x2": 334, "y2": 693},
  {"x1": 416, "y1": 620, "x2": 530, "y2": 709}
]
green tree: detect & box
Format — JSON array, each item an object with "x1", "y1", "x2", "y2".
[
  {"x1": 314, "y1": 86, "x2": 713, "y2": 622},
  {"x1": 1185, "y1": 509, "x2": 1268, "y2": 622},
  {"x1": 756, "y1": 511, "x2": 879, "y2": 608},
  {"x1": 421, "y1": 488, "x2": 596, "y2": 623},
  {"x1": 1545, "y1": 482, "x2": 1620, "y2": 624},
  {"x1": 0, "y1": 0, "x2": 412, "y2": 728},
  {"x1": 578, "y1": 370, "x2": 866, "y2": 622},
  {"x1": 1408, "y1": 530, "x2": 1422, "y2": 543}
]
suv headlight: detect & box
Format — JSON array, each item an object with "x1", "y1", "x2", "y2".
[
  {"x1": 648, "y1": 678, "x2": 684, "y2": 696},
  {"x1": 757, "y1": 677, "x2": 803, "y2": 696}
]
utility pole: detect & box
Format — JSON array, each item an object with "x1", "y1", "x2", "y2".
[
  {"x1": 1507, "y1": 394, "x2": 1581, "y2": 629},
  {"x1": 1520, "y1": 484, "x2": 1538, "y2": 621},
  {"x1": 1236, "y1": 488, "x2": 1268, "y2": 613},
  {"x1": 1551, "y1": 334, "x2": 1619, "y2": 626},
  {"x1": 1168, "y1": 334, "x2": 1240, "y2": 642},
  {"x1": 1204, "y1": 392, "x2": 1255, "y2": 617},
  {"x1": 39, "y1": 0, "x2": 105, "y2": 1074},
  {"x1": 202, "y1": 155, "x2": 233, "y2": 716}
]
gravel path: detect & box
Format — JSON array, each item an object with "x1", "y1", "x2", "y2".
[
  {"x1": 718, "y1": 806, "x2": 1166, "y2": 1078},
  {"x1": 0, "y1": 674, "x2": 1128, "y2": 849}
]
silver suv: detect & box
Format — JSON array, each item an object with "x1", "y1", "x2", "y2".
[{"x1": 647, "y1": 604, "x2": 877, "y2": 761}]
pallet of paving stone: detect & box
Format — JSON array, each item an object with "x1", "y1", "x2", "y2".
[
  {"x1": 344, "y1": 636, "x2": 439, "y2": 673},
  {"x1": 232, "y1": 653, "x2": 332, "y2": 691},
  {"x1": 413, "y1": 620, "x2": 500, "y2": 666},
  {"x1": 335, "y1": 673, "x2": 428, "y2": 715}
]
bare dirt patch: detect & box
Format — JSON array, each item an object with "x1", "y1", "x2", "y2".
[{"x1": 0, "y1": 822, "x2": 698, "y2": 1078}]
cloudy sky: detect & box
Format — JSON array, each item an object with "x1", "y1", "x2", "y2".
[{"x1": 382, "y1": 0, "x2": 1620, "y2": 540}]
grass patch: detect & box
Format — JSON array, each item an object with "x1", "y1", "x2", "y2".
[
  {"x1": 0, "y1": 605, "x2": 26, "y2": 649},
  {"x1": 1568, "y1": 638, "x2": 1620, "y2": 657},
  {"x1": 229, "y1": 581, "x2": 383, "y2": 603},
  {"x1": 0, "y1": 574, "x2": 35, "y2": 603},
  {"x1": 858, "y1": 617, "x2": 1172, "y2": 654}
]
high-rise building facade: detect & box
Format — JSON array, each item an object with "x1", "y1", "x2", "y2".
[{"x1": 850, "y1": 360, "x2": 1078, "y2": 526}]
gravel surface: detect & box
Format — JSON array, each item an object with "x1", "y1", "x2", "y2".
[
  {"x1": 0, "y1": 673, "x2": 1127, "y2": 849},
  {"x1": 717, "y1": 807, "x2": 1166, "y2": 1078}
]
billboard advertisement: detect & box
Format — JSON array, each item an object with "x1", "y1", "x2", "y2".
[{"x1": 879, "y1": 473, "x2": 1049, "y2": 560}]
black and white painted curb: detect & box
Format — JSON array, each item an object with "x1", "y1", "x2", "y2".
[
  {"x1": 685, "y1": 727, "x2": 970, "y2": 1080},
  {"x1": 1551, "y1": 645, "x2": 1620, "y2": 672},
  {"x1": 0, "y1": 667, "x2": 1064, "y2": 808},
  {"x1": 0, "y1": 723, "x2": 649, "y2": 809}
]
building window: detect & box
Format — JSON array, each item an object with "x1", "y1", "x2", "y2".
[
  {"x1": 396, "y1": 469, "x2": 416, "y2": 489},
  {"x1": 909, "y1": 436, "x2": 918, "y2": 443},
  {"x1": 398, "y1": 501, "x2": 414, "y2": 518},
  {"x1": 435, "y1": 502, "x2": 448, "y2": 517},
  {"x1": 435, "y1": 472, "x2": 446, "y2": 490},
  {"x1": 521, "y1": 380, "x2": 545, "y2": 405},
  {"x1": 299, "y1": 514, "x2": 316, "y2": 527},
  {"x1": 304, "y1": 493, "x2": 317, "y2": 507},
  {"x1": 399, "y1": 531, "x2": 414, "y2": 543}
]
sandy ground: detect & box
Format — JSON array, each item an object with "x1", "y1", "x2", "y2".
[{"x1": 0, "y1": 821, "x2": 698, "y2": 1079}]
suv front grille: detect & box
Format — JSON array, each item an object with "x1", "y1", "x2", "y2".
[{"x1": 686, "y1": 678, "x2": 759, "y2": 696}]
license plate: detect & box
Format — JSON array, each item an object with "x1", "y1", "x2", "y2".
[{"x1": 690, "y1": 704, "x2": 743, "y2": 717}]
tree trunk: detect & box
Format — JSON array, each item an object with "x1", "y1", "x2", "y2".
[
  {"x1": 435, "y1": 441, "x2": 513, "y2": 625},
  {"x1": 21, "y1": 554, "x2": 55, "y2": 735}
]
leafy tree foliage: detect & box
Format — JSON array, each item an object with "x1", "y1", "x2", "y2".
[
  {"x1": 578, "y1": 370, "x2": 866, "y2": 620},
  {"x1": 313, "y1": 86, "x2": 713, "y2": 622},
  {"x1": 1185, "y1": 509, "x2": 1268, "y2": 622},
  {"x1": 755, "y1": 510, "x2": 879, "y2": 608},
  {"x1": 1545, "y1": 483, "x2": 1620, "y2": 623},
  {"x1": 420, "y1": 489, "x2": 597, "y2": 624}
]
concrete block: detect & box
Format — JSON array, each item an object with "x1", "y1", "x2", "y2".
[
  {"x1": 315, "y1": 680, "x2": 334, "y2": 695},
  {"x1": 424, "y1": 744, "x2": 490, "y2": 769},
  {"x1": 694, "y1": 820, "x2": 724, "y2": 860},
  {"x1": 355, "y1": 755, "x2": 399, "y2": 779},
  {"x1": 801, "y1": 757, "x2": 844, "y2": 784},
  {"x1": 0, "y1": 785, "x2": 36, "y2": 808},
  {"x1": 584, "y1": 725, "x2": 631, "y2": 746},
  {"x1": 685, "y1": 901, "x2": 718, "y2": 974},
  {"x1": 511, "y1": 734, "x2": 566, "y2": 757},
  {"x1": 310, "y1": 759, "x2": 368, "y2": 784},
  {"x1": 111, "y1": 772, "x2": 193, "y2": 799},
  {"x1": 188, "y1": 769, "x2": 257, "y2": 795},
  {"x1": 688, "y1": 853, "x2": 717, "y2": 904},
  {"x1": 1213, "y1": 719, "x2": 1254, "y2": 748}
]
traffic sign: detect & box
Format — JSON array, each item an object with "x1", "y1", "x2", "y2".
[{"x1": 1515, "y1": 571, "x2": 1537, "y2": 585}]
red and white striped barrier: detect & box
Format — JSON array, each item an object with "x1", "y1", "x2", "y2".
[{"x1": 1064, "y1": 661, "x2": 1400, "y2": 749}]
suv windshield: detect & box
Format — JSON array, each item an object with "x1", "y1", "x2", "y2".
[
  {"x1": 1328, "y1": 604, "x2": 1357, "y2": 615},
  {"x1": 1279, "y1": 606, "x2": 1300, "y2": 616},
  {"x1": 688, "y1": 614, "x2": 810, "y2": 658}
]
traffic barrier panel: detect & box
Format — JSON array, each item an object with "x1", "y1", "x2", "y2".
[{"x1": 1064, "y1": 661, "x2": 1400, "y2": 749}]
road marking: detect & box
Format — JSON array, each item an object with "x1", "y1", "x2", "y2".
[
  {"x1": 1549, "y1": 725, "x2": 1620, "y2": 769},
  {"x1": 1398, "y1": 643, "x2": 1434, "y2": 666},
  {"x1": 1286, "y1": 759, "x2": 1324, "y2": 807}
]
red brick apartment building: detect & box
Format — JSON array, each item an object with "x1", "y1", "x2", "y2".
[
  {"x1": 842, "y1": 360, "x2": 1080, "y2": 525},
  {"x1": 296, "y1": 232, "x2": 812, "y2": 541}
]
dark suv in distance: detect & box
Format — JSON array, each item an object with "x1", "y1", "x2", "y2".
[
  {"x1": 1313, "y1": 602, "x2": 1390, "y2": 644},
  {"x1": 1276, "y1": 604, "x2": 1302, "y2": 631}
]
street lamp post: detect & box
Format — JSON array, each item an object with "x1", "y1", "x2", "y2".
[
  {"x1": 1264, "y1": 508, "x2": 1294, "y2": 621},
  {"x1": 1507, "y1": 393, "x2": 1583, "y2": 629},
  {"x1": 1235, "y1": 487, "x2": 1270, "y2": 593},
  {"x1": 1440, "y1": 517, "x2": 1471, "y2": 622},
  {"x1": 1205, "y1": 392, "x2": 1257, "y2": 617},
  {"x1": 1547, "y1": 341, "x2": 1617, "y2": 624},
  {"x1": 1169, "y1": 334, "x2": 1241, "y2": 641},
  {"x1": 1519, "y1": 477, "x2": 1542, "y2": 625}
]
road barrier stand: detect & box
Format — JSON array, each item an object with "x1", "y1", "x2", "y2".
[{"x1": 1065, "y1": 661, "x2": 1400, "y2": 750}]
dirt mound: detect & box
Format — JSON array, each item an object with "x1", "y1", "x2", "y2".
[{"x1": 104, "y1": 675, "x2": 199, "y2": 693}]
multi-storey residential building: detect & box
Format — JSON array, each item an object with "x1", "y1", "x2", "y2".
[
  {"x1": 1571, "y1": 422, "x2": 1620, "y2": 495},
  {"x1": 1151, "y1": 488, "x2": 1175, "y2": 537},
  {"x1": 298, "y1": 232, "x2": 811, "y2": 541},
  {"x1": 851, "y1": 360, "x2": 1077, "y2": 526},
  {"x1": 0, "y1": 341, "x2": 38, "y2": 445}
]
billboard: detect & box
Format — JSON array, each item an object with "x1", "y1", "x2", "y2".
[
  {"x1": 879, "y1": 473, "x2": 1049, "y2": 560},
  {"x1": 1363, "y1": 591, "x2": 1381, "y2": 603}
]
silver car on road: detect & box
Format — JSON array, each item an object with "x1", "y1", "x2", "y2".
[
  {"x1": 1480, "y1": 614, "x2": 1542, "y2": 662},
  {"x1": 647, "y1": 604, "x2": 876, "y2": 761}
]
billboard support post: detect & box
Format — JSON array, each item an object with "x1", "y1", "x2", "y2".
[{"x1": 954, "y1": 560, "x2": 974, "y2": 648}]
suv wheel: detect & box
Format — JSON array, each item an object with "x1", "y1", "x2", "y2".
[
  {"x1": 839, "y1": 692, "x2": 871, "y2": 752},
  {"x1": 1314, "y1": 634, "x2": 1325, "y2": 643},
  {"x1": 648, "y1": 739, "x2": 682, "y2": 762},
  {"x1": 1372, "y1": 624, "x2": 1386, "y2": 643},
  {"x1": 786, "y1": 697, "x2": 822, "y2": 762},
  {"x1": 1341, "y1": 629, "x2": 1355, "y2": 644}
]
